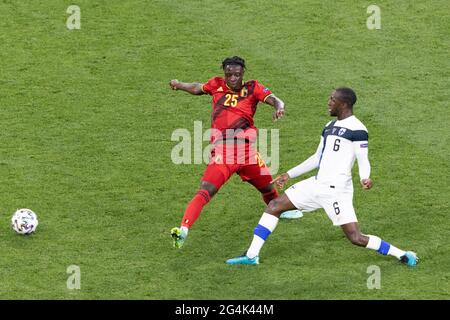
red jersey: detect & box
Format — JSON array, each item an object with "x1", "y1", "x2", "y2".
[{"x1": 202, "y1": 77, "x2": 273, "y2": 144}]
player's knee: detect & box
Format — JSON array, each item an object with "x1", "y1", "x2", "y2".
[
  {"x1": 200, "y1": 181, "x2": 218, "y2": 197},
  {"x1": 266, "y1": 198, "x2": 282, "y2": 215},
  {"x1": 261, "y1": 188, "x2": 278, "y2": 205},
  {"x1": 258, "y1": 184, "x2": 274, "y2": 194}
]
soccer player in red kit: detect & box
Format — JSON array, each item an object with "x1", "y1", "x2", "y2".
[{"x1": 169, "y1": 56, "x2": 300, "y2": 248}]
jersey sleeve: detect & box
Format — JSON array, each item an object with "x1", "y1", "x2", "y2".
[
  {"x1": 353, "y1": 132, "x2": 370, "y2": 180},
  {"x1": 201, "y1": 77, "x2": 220, "y2": 95},
  {"x1": 253, "y1": 81, "x2": 273, "y2": 102}
]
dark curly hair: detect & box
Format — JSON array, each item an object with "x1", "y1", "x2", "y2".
[{"x1": 221, "y1": 56, "x2": 246, "y2": 70}]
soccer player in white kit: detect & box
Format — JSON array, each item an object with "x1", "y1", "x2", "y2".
[{"x1": 226, "y1": 87, "x2": 419, "y2": 266}]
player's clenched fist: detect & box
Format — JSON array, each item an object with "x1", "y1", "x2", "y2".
[
  {"x1": 273, "y1": 108, "x2": 285, "y2": 121},
  {"x1": 360, "y1": 178, "x2": 373, "y2": 190},
  {"x1": 169, "y1": 79, "x2": 179, "y2": 90}
]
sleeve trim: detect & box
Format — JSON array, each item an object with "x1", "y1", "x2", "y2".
[{"x1": 263, "y1": 93, "x2": 274, "y2": 102}]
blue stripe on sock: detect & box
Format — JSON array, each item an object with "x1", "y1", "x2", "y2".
[
  {"x1": 254, "y1": 224, "x2": 271, "y2": 240},
  {"x1": 377, "y1": 240, "x2": 391, "y2": 255}
]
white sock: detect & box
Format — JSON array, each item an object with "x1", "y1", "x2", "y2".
[
  {"x1": 387, "y1": 245, "x2": 406, "y2": 260},
  {"x1": 366, "y1": 235, "x2": 381, "y2": 250},
  {"x1": 247, "y1": 213, "x2": 279, "y2": 258},
  {"x1": 366, "y1": 235, "x2": 405, "y2": 259},
  {"x1": 180, "y1": 226, "x2": 189, "y2": 238}
]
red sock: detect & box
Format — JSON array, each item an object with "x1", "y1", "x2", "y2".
[
  {"x1": 262, "y1": 188, "x2": 278, "y2": 204},
  {"x1": 181, "y1": 189, "x2": 211, "y2": 228}
]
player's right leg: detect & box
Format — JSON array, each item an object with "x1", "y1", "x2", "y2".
[
  {"x1": 227, "y1": 177, "x2": 318, "y2": 264},
  {"x1": 226, "y1": 193, "x2": 296, "y2": 265},
  {"x1": 171, "y1": 180, "x2": 218, "y2": 249},
  {"x1": 171, "y1": 163, "x2": 234, "y2": 248}
]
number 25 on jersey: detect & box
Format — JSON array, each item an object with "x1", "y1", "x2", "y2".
[{"x1": 224, "y1": 94, "x2": 238, "y2": 107}]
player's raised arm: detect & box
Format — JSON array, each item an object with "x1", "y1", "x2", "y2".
[
  {"x1": 264, "y1": 95, "x2": 285, "y2": 121},
  {"x1": 169, "y1": 79, "x2": 205, "y2": 95}
]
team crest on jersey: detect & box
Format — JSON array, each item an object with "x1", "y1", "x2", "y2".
[
  {"x1": 214, "y1": 155, "x2": 223, "y2": 164},
  {"x1": 338, "y1": 128, "x2": 347, "y2": 136}
]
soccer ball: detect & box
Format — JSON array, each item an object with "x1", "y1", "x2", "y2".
[{"x1": 11, "y1": 208, "x2": 39, "y2": 235}]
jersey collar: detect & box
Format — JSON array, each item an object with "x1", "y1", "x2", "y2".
[{"x1": 225, "y1": 80, "x2": 245, "y2": 93}]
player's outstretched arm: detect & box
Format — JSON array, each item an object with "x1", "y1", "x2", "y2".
[
  {"x1": 169, "y1": 79, "x2": 205, "y2": 95},
  {"x1": 286, "y1": 137, "x2": 324, "y2": 179},
  {"x1": 264, "y1": 95, "x2": 285, "y2": 120}
]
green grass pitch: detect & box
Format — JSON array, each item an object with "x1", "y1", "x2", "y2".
[{"x1": 0, "y1": 0, "x2": 448, "y2": 299}]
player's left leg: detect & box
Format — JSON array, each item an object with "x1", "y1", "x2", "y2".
[
  {"x1": 341, "y1": 223, "x2": 419, "y2": 267},
  {"x1": 227, "y1": 177, "x2": 320, "y2": 265},
  {"x1": 238, "y1": 162, "x2": 278, "y2": 203},
  {"x1": 254, "y1": 181, "x2": 303, "y2": 219}
]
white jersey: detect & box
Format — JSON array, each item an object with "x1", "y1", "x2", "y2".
[{"x1": 287, "y1": 115, "x2": 370, "y2": 190}]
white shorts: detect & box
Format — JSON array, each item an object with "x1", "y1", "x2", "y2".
[{"x1": 285, "y1": 176, "x2": 357, "y2": 226}]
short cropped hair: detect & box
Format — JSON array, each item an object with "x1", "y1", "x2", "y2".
[{"x1": 336, "y1": 87, "x2": 357, "y2": 107}]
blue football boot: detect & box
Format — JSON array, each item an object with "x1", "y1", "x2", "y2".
[
  {"x1": 226, "y1": 254, "x2": 259, "y2": 265},
  {"x1": 400, "y1": 251, "x2": 419, "y2": 267},
  {"x1": 280, "y1": 210, "x2": 304, "y2": 219}
]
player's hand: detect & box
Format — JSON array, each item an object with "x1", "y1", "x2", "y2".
[
  {"x1": 271, "y1": 173, "x2": 290, "y2": 188},
  {"x1": 360, "y1": 178, "x2": 373, "y2": 190},
  {"x1": 169, "y1": 79, "x2": 180, "y2": 90},
  {"x1": 273, "y1": 107, "x2": 285, "y2": 121}
]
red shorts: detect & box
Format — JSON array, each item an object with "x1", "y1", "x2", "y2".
[{"x1": 202, "y1": 144, "x2": 273, "y2": 190}]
